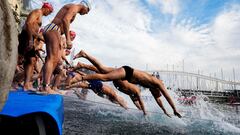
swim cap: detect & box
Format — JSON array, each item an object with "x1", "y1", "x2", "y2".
[
  {"x1": 80, "y1": 0, "x2": 91, "y2": 11},
  {"x1": 70, "y1": 31, "x2": 76, "y2": 39},
  {"x1": 42, "y1": 2, "x2": 53, "y2": 12}
]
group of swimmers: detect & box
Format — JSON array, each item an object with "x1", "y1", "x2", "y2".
[{"x1": 12, "y1": 1, "x2": 182, "y2": 118}]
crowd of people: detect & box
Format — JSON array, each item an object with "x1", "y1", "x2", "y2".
[{"x1": 13, "y1": 1, "x2": 181, "y2": 118}]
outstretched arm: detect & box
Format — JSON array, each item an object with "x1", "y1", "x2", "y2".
[{"x1": 156, "y1": 81, "x2": 182, "y2": 118}]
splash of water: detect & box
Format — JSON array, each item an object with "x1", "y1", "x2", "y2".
[{"x1": 66, "y1": 87, "x2": 240, "y2": 134}]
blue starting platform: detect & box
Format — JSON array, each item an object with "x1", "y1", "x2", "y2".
[{"x1": 0, "y1": 90, "x2": 64, "y2": 135}]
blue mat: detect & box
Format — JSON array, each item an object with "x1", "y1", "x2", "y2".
[{"x1": 0, "y1": 90, "x2": 64, "y2": 134}]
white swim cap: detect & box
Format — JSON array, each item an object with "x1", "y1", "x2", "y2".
[{"x1": 80, "y1": 0, "x2": 91, "y2": 11}]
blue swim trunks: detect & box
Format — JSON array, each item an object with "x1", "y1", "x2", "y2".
[
  {"x1": 67, "y1": 72, "x2": 76, "y2": 78},
  {"x1": 88, "y1": 80, "x2": 104, "y2": 96}
]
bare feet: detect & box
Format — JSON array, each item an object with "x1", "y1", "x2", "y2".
[
  {"x1": 23, "y1": 83, "x2": 33, "y2": 91},
  {"x1": 73, "y1": 50, "x2": 87, "y2": 59},
  {"x1": 12, "y1": 83, "x2": 19, "y2": 90},
  {"x1": 46, "y1": 89, "x2": 59, "y2": 94},
  {"x1": 52, "y1": 86, "x2": 59, "y2": 91},
  {"x1": 57, "y1": 90, "x2": 69, "y2": 95},
  {"x1": 41, "y1": 86, "x2": 59, "y2": 94},
  {"x1": 65, "y1": 85, "x2": 71, "y2": 89}
]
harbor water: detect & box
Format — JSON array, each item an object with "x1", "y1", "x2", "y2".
[{"x1": 63, "y1": 88, "x2": 240, "y2": 135}]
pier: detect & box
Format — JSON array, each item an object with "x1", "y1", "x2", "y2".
[{"x1": 148, "y1": 70, "x2": 240, "y2": 103}]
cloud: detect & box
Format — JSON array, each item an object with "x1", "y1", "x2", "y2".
[
  {"x1": 212, "y1": 4, "x2": 240, "y2": 49},
  {"x1": 184, "y1": 3, "x2": 240, "y2": 79},
  {"x1": 28, "y1": 0, "x2": 240, "y2": 80},
  {"x1": 146, "y1": 0, "x2": 181, "y2": 15},
  {"x1": 69, "y1": 0, "x2": 155, "y2": 67}
]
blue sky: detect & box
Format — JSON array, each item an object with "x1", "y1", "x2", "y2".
[{"x1": 28, "y1": 0, "x2": 240, "y2": 80}]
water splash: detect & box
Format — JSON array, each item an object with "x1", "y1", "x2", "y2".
[{"x1": 64, "y1": 88, "x2": 240, "y2": 134}]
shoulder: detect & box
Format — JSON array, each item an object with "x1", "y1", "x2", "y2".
[
  {"x1": 26, "y1": 9, "x2": 41, "y2": 21},
  {"x1": 63, "y1": 4, "x2": 76, "y2": 9},
  {"x1": 65, "y1": 4, "x2": 82, "y2": 10},
  {"x1": 31, "y1": 9, "x2": 41, "y2": 14},
  {"x1": 29, "y1": 9, "x2": 41, "y2": 17}
]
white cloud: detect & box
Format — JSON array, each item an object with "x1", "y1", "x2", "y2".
[
  {"x1": 183, "y1": 4, "x2": 240, "y2": 79},
  {"x1": 212, "y1": 5, "x2": 240, "y2": 49},
  {"x1": 144, "y1": 3, "x2": 240, "y2": 80},
  {"x1": 28, "y1": 0, "x2": 240, "y2": 80},
  {"x1": 147, "y1": 0, "x2": 181, "y2": 15}
]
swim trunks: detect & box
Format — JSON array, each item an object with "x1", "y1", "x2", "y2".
[
  {"x1": 18, "y1": 29, "x2": 34, "y2": 56},
  {"x1": 24, "y1": 48, "x2": 38, "y2": 62},
  {"x1": 122, "y1": 66, "x2": 134, "y2": 82},
  {"x1": 88, "y1": 80, "x2": 104, "y2": 97},
  {"x1": 67, "y1": 72, "x2": 76, "y2": 78},
  {"x1": 43, "y1": 23, "x2": 61, "y2": 33}
]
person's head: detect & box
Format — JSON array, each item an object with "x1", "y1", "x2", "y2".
[
  {"x1": 42, "y1": 2, "x2": 53, "y2": 16},
  {"x1": 70, "y1": 30, "x2": 76, "y2": 41},
  {"x1": 65, "y1": 49, "x2": 71, "y2": 56},
  {"x1": 79, "y1": 0, "x2": 91, "y2": 15}
]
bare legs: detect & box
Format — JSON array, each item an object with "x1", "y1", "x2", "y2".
[
  {"x1": 23, "y1": 56, "x2": 37, "y2": 90},
  {"x1": 42, "y1": 31, "x2": 61, "y2": 94},
  {"x1": 82, "y1": 67, "x2": 126, "y2": 81},
  {"x1": 66, "y1": 81, "x2": 128, "y2": 109},
  {"x1": 52, "y1": 69, "x2": 65, "y2": 91},
  {"x1": 102, "y1": 85, "x2": 128, "y2": 109},
  {"x1": 75, "y1": 50, "x2": 114, "y2": 73},
  {"x1": 74, "y1": 51, "x2": 148, "y2": 114},
  {"x1": 74, "y1": 50, "x2": 181, "y2": 117},
  {"x1": 81, "y1": 66, "x2": 181, "y2": 117}
]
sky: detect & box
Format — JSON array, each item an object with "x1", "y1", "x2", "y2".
[{"x1": 27, "y1": 0, "x2": 240, "y2": 81}]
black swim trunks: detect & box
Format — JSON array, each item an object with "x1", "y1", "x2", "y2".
[
  {"x1": 122, "y1": 66, "x2": 134, "y2": 82},
  {"x1": 25, "y1": 48, "x2": 38, "y2": 58},
  {"x1": 18, "y1": 29, "x2": 29, "y2": 55},
  {"x1": 18, "y1": 29, "x2": 36, "y2": 56}
]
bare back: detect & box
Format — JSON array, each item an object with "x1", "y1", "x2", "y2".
[{"x1": 52, "y1": 4, "x2": 81, "y2": 34}]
